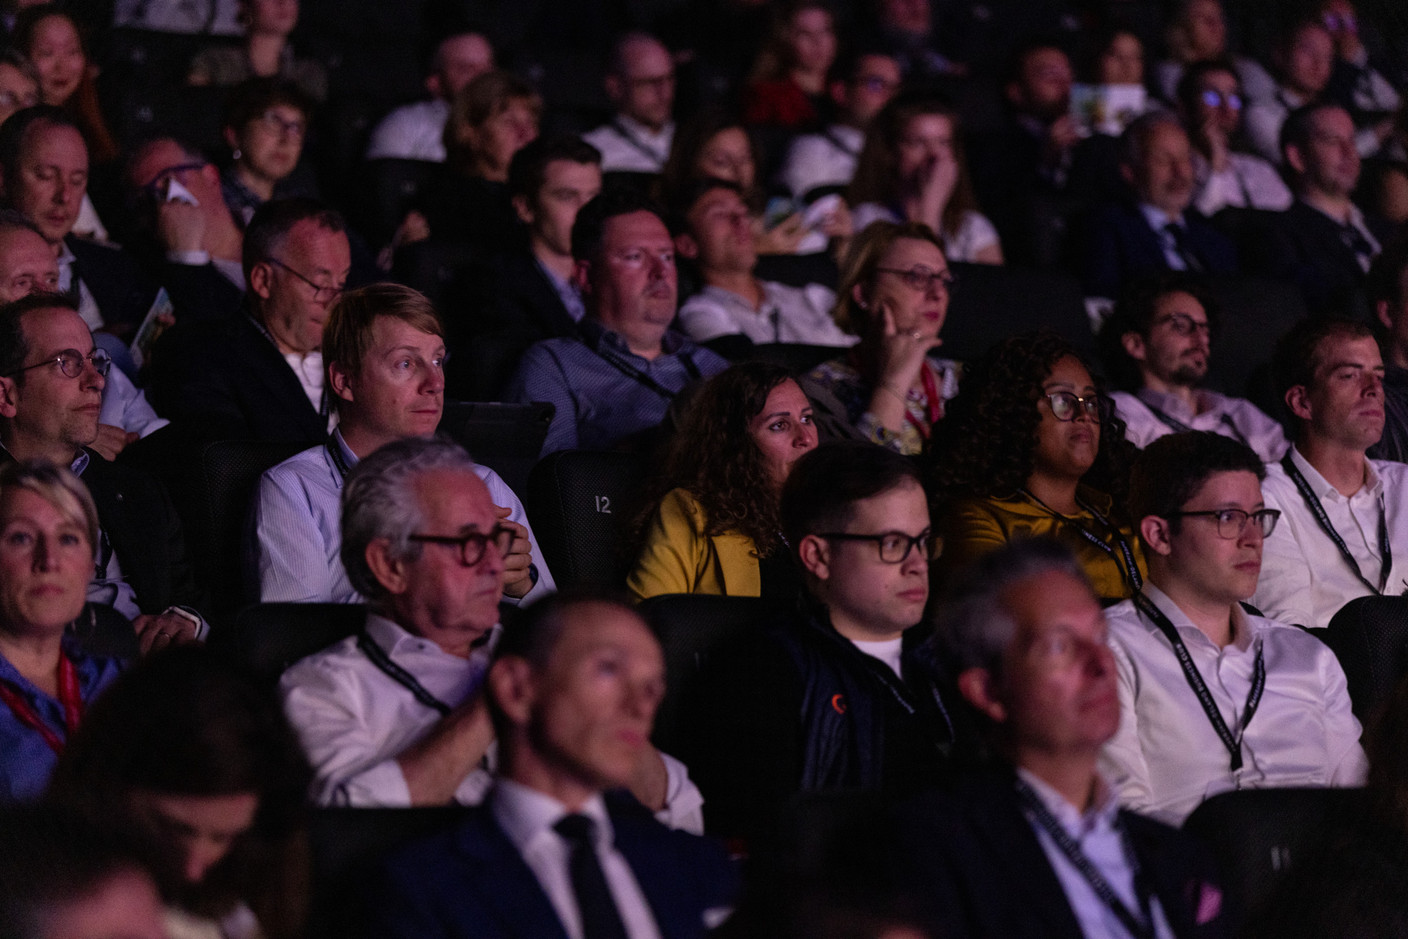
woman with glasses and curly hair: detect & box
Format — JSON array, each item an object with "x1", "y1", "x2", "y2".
[
  {"x1": 628, "y1": 362, "x2": 817, "y2": 600},
  {"x1": 931, "y1": 330, "x2": 1145, "y2": 602}
]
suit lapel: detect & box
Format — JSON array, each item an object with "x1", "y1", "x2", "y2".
[
  {"x1": 239, "y1": 316, "x2": 325, "y2": 435},
  {"x1": 610, "y1": 805, "x2": 695, "y2": 938},
  {"x1": 454, "y1": 811, "x2": 572, "y2": 939}
]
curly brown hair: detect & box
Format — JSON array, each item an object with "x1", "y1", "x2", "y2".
[
  {"x1": 929, "y1": 330, "x2": 1134, "y2": 506},
  {"x1": 633, "y1": 362, "x2": 798, "y2": 556}
]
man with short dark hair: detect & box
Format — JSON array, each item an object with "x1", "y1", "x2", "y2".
[
  {"x1": 1103, "y1": 273, "x2": 1286, "y2": 459},
  {"x1": 366, "y1": 590, "x2": 737, "y2": 937},
  {"x1": 1252, "y1": 318, "x2": 1407, "y2": 628},
  {"x1": 1103, "y1": 431, "x2": 1365, "y2": 823},
  {"x1": 147, "y1": 197, "x2": 351, "y2": 442},
  {"x1": 505, "y1": 188, "x2": 727, "y2": 454},
  {"x1": 582, "y1": 33, "x2": 677, "y2": 175},
  {"x1": 366, "y1": 31, "x2": 496, "y2": 162},
  {"x1": 893, "y1": 538, "x2": 1229, "y2": 938}
]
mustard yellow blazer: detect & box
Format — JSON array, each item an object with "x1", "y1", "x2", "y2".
[{"x1": 627, "y1": 488, "x2": 762, "y2": 600}]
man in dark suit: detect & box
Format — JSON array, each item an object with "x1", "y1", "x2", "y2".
[
  {"x1": 1086, "y1": 112, "x2": 1237, "y2": 300},
  {"x1": 0, "y1": 293, "x2": 205, "y2": 650},
  {"x1": 367, "y1": 591, "x2": 738, "y2": 938},
  {"x1": 146, "y1": 198, "x2": 349, "y2": 443},
  {"x1": 892, "y1": 538, "x2": 1229, "y2": 938}
]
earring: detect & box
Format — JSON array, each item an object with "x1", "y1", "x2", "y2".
[{"x1": 232, "y1": 148, "x2": 242, "y2": 161}]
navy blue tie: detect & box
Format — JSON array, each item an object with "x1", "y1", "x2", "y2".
[{"x1": 554, "y1": 814, "x2": 629, "y2": 939}]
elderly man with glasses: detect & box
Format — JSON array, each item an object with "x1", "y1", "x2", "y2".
[
  {"x1": 0, "y1": 292, "x2": 207, "y2": 651},
  {"x1": 1102, "y1": 430, "x2": 1366, "y2": 824},
  {"x1": 147, "y1": 197, "x2": 350, "y2": 443}
]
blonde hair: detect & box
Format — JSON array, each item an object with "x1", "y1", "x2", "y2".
[
  {"x1": 0, "y1": 459, "x2": 98, "y2": 551},
  {"x1": 831, "y1": 220, "x2": 947, "y2": 334}
]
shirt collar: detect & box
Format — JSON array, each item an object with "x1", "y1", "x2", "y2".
[
  {"x1": 612, "y1": 113, "x2": 672, "y2": 142},
  {"x1": 1139, "y1": 202, "x2": 1183, "y2": 231},
  {"x1": 492, "y1": 778, "x2": 614, "y2": 853},
  {"x1": 1288, "y1": 444, "x2": 1381, "y2": 501},
  {"x1": 1016, "y1": 766, "x2": 1120, "y2": 837},
  {"x1": 1138, "y1": 582, "x2": 1259, "y2": 653},
  {"x1": 55, "y1": 239, "x2": 76, "y2": 266},
  {"x1": 364, "y1": 610, "x2": 503, "y2": 659},
  {"x1": 580, "y1": 317, "x2": 688, "y2": 358}
]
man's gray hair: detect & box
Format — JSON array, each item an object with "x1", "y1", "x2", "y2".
[
  {"x1": 1118, "y1": 109, "x2": 1184, "y2": 170},
  {"x1": 935, "y1": 538, "x2": 1089, "y2": 673},
  {"x1": 340, "y1": 436, "x2": 479, "y2": 603}
]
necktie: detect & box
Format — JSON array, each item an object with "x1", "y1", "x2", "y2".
[
  {"x1": 1342, "y1": 222, "x2": 1376, "y2": 271},
  {"x1": 554, "y1": 814, "x2": 629, "y2": 939},
  {"x1": 1163, "y1": 223, "x2": 1205, "y2": 272}
]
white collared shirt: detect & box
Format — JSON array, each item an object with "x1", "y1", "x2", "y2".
[
  {"x1": 492, "y1": 780, "x2": 663, "y2": 939},
  {"x1": 1252, "y1": 445, "x2": 1408, "y2": 628},
  {"x1": 1016, "y1": 768, "x2": 1176, "y2": 939},
  {"x1": 582, "y1": 116, "x2": 675, "y2": 174},
  {"x1": 55, "y1": 240, "x2": 104, "y2": 330},
  {"x1": 779, "y1": 125, "x2": 864, "y2": 199},
  {"x1": 677, "y1": 280, "x2": 854, "y2": 347},
  {"x1": 1101, "y1": 584, "x2": 1367, "y2": 824},
  {"x1": 1111, "y1": 389, "x2": 1288, "y2": 462},
  {"x1": 1190, "y1": 150, "x2": 1293, "y2": 216},
  {"x1": 366, "y1": 99, "x2": 451, "y2": 162}
]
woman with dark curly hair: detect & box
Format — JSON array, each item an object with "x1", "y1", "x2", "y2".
[
  {"x1": 628, "y1": 362, "x2": 817, "y2": 600},
  {"x1": 932, "y1": 330, "x2": 1145, "y2": 601}
]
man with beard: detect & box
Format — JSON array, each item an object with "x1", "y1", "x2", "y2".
[{"x1": 1102, "y1": 274, "x2": 1287, "y2": 461}]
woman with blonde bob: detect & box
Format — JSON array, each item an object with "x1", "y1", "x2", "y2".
[
  {"x1": 0, "y1": 459, "x2": 123, "y2": 801},
  {"x1": 803, "y1": 220, "x2": 960, "y2": 455}
]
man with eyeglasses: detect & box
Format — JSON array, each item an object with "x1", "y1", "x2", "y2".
[
  {"x1": 251, "y1": 282, "x2": 552, "y2": 606},
  {"x1": 1102, "y1": 273, "x2": 1287, "y2": 460},
  {"x1": 0, "y1": 292, "x2": 207, "y2": 652},
  {"x1": 582, "y1": 33, "x2": 677, "y2": 175},
  {"x1": 673, "y1": 179, "x2": 855, "y2": 352},
  {"x1": 1101, "y1": 431, "x2": 1365, "y2": 824},
  {"x1": 683, "y1": 442, "x2": 973, "y2": 845},
  {"x1": 281, "y1": 437, "x2": 698, "y2": 826},
  {"x1": 147, "y1": 198, "x2": 350, "y2": 443},
  {"x1": 1251, "y1": 318, "x2": 1407, "y2": 630}
]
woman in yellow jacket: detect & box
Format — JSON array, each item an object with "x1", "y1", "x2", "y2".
[{"x1": 628, "y1": 363, "x2": 818, "y2": 600}]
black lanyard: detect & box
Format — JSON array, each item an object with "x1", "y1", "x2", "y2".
[
  {"x1": 1013, "y1": 778, "x2": 1156, "y2": 939},
  {"x1": 592, "y1": 340, "x2": 701, "y2": 401},
  {"x1": 609, "y1": 119, "x2": 668, "y2": 166},
  {"x1": 1020, "y1": 489, "x2": 1143, "y2": 592},
  {"x1": 1133, "y1": 592, "x2": 1264, "y2": 772},
  {"x1": 1280, "y1": 455, "x2": 1390, "y2": 594},
  {"x1": 326, "y1": 435, "x2": 352, "y2": 481},
  {"x1": 356, "y1": 630, "x2": 452, "y2": 716},
  {"x1": 1139, "y1": 398, "x2": 1250, "y2": 447}
]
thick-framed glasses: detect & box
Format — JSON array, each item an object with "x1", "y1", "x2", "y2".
[
  {"x1": 876, "y1": 266, "x2": 956, "y2": 293},
  {"x1": 819, "y1": 528, "x2": 939, "y2": 564},
  {"x1": 1199, "y1": 89, "x2": 1242, "y2": 110},
  {"x1": 4, "y1": 348, "x2": 111, "y2": 379},
  {"x1": 265, "y1": 258, "x2": 344, "y2": 303},
  {"x1": 254, "y1": 110, "x2": 306, "y2": 138},
  {"x1": 1168, "y1": 508, "x2": 1281, "y2": 539},
  {"x1": 1152, "y1": 312, "x2": 1212, "y2": 338},
  {"x1": 408, "y1": 525, "x2": 514, "y2": 566},
  {"x1": 1043, "y1": 391, "x2": 1103, "y2": 422}
]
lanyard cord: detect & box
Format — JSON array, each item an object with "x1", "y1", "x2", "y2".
[
  {"x1": 1280, "y1": 455, "x2": 1390, "y2": 594},
  {"x1": 1020, "y1": 489, "x2": 1144, "y2": 592}
]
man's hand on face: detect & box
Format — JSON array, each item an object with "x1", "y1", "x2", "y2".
[
  {"x1": 156, "y1": 199, "x2": 207, "y2": 254},
  {"x1": 496, "y1": 505, "x2": 536, "y2": 599}
]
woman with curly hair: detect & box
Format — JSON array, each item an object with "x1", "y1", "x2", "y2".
[
  {"x1": 628, "y1": 362, "x2": 817, "y2": 600},
  {"x1": 847, "y1": 94, "x2": 1002, "y2": 265},
  {"x1": 931, "y1": 330, "x2": 1145, "y2": 601},
  {"x1": 803, "y1": 220, "x2": 959, "y2": 455}
]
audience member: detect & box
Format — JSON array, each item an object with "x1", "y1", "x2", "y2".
[
  {"x1": 1252, "y1": 318, "x2": 1407, "y2": 628},
  {"x1": 741, "y1": 0, "x2": 837, "y2": 131},
  {"x1": 219, "y1": 77, "x2": 317, "y2": 226},
  {"x1": 365, "y1": 589, "x2": 737, "y2": 936},
  {"x1": 895, "y1": 537, "x2": 1228, "y2": 938},
  {"x1": 933, "y1": 331, "x2": 1143, "y2": 602},
  {"x1": 505, "y1": 188, "x2": 727, "y2": 455},
  {"x1": 1085, "y1": 112, "x2": 1237, "y2": 300},
  {"x1": 12, "y1": 6, "x2": 119, "y2": 165},
  {"x1": 1243, "y1": 19, "x2": 1342, "y2": 163},
  {"x1": 1372, "y1": 240, "x2": 1408, "y2": 462},
  {"x1": 0, "y1": 805, "x2": 166, "y2": 939},
  {"x1": 1089, "y1": 25, "x2": 1146, "y2": 89},
  {"x1": 628, "y1": 363, "x2": 815, "y2": 600},
  {"x1": 865, "y1": 0, "x2": 965, "y2": 86},
  {"x1": 1103, "y1": 431, "x2": 1366, "y2": 823},
  {"x1": 0, "y1": 459, "x2": 122, "y2": 801},
  {"x1": 1153, "y1": 0, "x2": 1275, "y2": 105},
  {"x1": 47, "y1": 645, "x2": 312, "y2": 939},
  {"x1": 683, "y1": 442, "x2": 969, "y2": 844},
  {"x1": 1319, "y1": 0, "x2": 1401, "y2": 123},
  {"x1": 125, "y1": 137, "x2": 248, "y2": 322},
  {"x1": 583, "y1": 32, "x2": 678, "y2": 175},
  {"x1": 1175, "y1": 59, "x2": 1293, "y2": 217},
  {"x1": 849, "y1": 94, "x2": 1003, "y2": 264},
  {"x1": 778, "y1": 48, "x2": 902, "y2": 201},
  {"x1": 1101, "y1": 273, "x2": 1287, "y2": 459},
  {"x1": 0, "y1": 48, "x2": 40, "y2": 126},
  {"x1": 673, "y1": 179, "x2": 852, "y2": 348},
  {"x1": 0, "y1": 294, "x2": 206, "y2": 647},
  {"x1": 804, "y1": 220, "x2": 958, "y2": 454},
  {"x1": 365, "y1": 31, "x2": 496, "y2": 162},
  {"x1": 187, "y1": 0, "x2": 328, "y2": 101},
  {"x1": 252, "y1": 283, "x2": 552, "y2": 605},
  {"x1": 147, "y1": 198, "x2": 350, "y2": 442}
]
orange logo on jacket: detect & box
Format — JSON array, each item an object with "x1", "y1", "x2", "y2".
[{"x1": 831, "y1": 694, "x2": 846, "y2": 714}]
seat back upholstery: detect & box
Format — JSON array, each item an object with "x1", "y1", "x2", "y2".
[
  {"x1": 437, "y1": 401, "x2": 555, "y2": 497},
  {"x1": 525, "y1": 449, "x2": 650, "y2": 589},
  {"x1": 1322, "y1": 596, "x2": 1408, "y2": 723},
  {"x1": 942, "y1": 263, "x2": 1094, "y2": 363},
  {"x1": 210, "y1": 603, "x2": 368, "y2": 683}
]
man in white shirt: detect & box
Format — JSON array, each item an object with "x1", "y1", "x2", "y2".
[
  {"x1": 1252, "y1": 318, "x2": 1408, "y2": 628},
  {"x1": 252, "y1": 282, "x2": 552, "y2": 605},
  {"x1": 365, "y1": 32, "x2": 495, "y2": 163},
  {"x1": 1103, "y1": 273, "x2": 1287, "y2": 460},
  {"x1": 365, "y1": 590, "x2": 737, "y2": 938},
  {"x1": 673, "y1": 180, "x2": 854, "y2": 350},
  {"x1": 1102, "y1": 431, "x2": 1366, "y2": 824},
  {"x1": 778, "y1": 50, "x2": 902, "y2": 201},
  {"x1": 582, "y1": 33, "x2": 676, "y2": 175},
  {"x1": 891, "y1": 538, "x2": 1227, "y2": 938}
]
